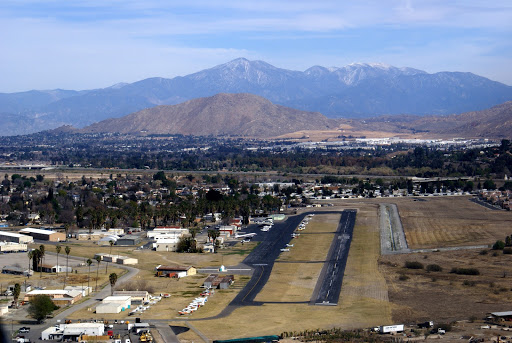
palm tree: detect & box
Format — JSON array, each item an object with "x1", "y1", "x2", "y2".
[
  {"x1": 55, "y1": 245, "x2": 61, "y2": 274},
  {"x1": 27, "y1": 250, "x2": 34, "y2": 277},
  {"x1": 64, "y1": 246, "x2": 71, "y2": 288},
  {"x1": 86, "y1": 258, "x2": 92, "y2": 291},
  {"x1": 106, "y1": 240, "x2": 114, "y2": 274},
  {"x1": 95, "y1": 256, "x2": 101, "y2": 291},
  {"x1": 109, "y1": 273, "x2": 118, "y2": 296},
  {"x1": 39, "y1": 245, "x2": 45, "y2": 278}
]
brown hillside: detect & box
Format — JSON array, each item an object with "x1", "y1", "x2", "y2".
[{"x1": 81, "y1": 93, "x2": 336, "y2": 137}]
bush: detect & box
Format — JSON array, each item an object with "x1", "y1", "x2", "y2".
[
  {"x1": 479, "y1": 250, "x2": 488, "y2": 255},
  {"x1": 503, "y1": 248, "x2": 512, "y2": 254},
  {"x1": 493, "y1": 240, "x2": 505, "y2": 250},
  {"x1": 451, "y1": 267, "x2": 480, "y2": 275},
  {"x1": 426, "y1": 264, "x2": 443, "y2": 272},
  {"x1": 463, "y1": 280, "x2": 476, "y2": 287},
  {"x1": 405, "y1": 261, "x2": 424, "y2": 269},
  {"x1": 398, "y1": 274, "x2": 410, "y2": 281}
]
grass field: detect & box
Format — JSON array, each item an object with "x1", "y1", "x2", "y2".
[{"x1": 186, "y1": 208, "x2": 391, "y2": 341}]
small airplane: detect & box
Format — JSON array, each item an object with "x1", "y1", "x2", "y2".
[
  {"x1": 280, "y1": 248, "x2": 290, "y2": 252},
  {"x1": 235, "y1": 232, "x2": 257, "y2": 239},
  {"x1": 286, "y1": 244, "x2": 294, "y2": 247}
]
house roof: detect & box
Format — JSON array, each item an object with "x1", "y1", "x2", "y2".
[
  {"x1": 113, "y1": 291, "x2": 148, "y2": 297},
  {"x1": 156, "y1": 264, "x2": 194, "y2": 271},
  {"x1": 19, "y1": 228, "x2": 57, "y2": 235},
  {"x1": 491, "y1": 311, "x2": 512, "y2": 317},
  {"x1": 0, "y1": 231, "x2": 31, "y2": 238}
]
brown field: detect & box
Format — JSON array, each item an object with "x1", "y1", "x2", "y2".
[
  {"x1": 395, "y1": 196, "x2": 512, "y2": 249},
  {"x1": 380, "y1": 248, "x2": 512, "y2": 324}
]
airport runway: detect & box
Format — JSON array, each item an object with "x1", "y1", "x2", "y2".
[
  {"x1": 311, "y1": 210, "x2": 356, "y2": 306},
  {"x1": 231, "y1": 214, "x2": 305, "y2": 305}
]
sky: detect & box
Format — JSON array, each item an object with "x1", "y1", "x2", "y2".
[{"x1": 0, "y1": 0, "x2": 511, "y2": 92}]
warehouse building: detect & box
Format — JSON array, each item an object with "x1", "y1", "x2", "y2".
[
  {"x1": 203, "y1": 274, "x2": 235, "y2": 289},
  {"x1": 93, "y1": 253, "x2": 138, "y2": 265},
  {"x1": 113, "y1": 290, "x2": 149, "y2": 304},
  {"x1": 24, "y1": 289, "x2": 82, "y2": 306},
  {"x1": 116, "y1": 236, "x2": 141, "y2": 246},
  {"x1": 0, "y1": 231, "x2": 34, "y2": 244},
  {"x1": 101, "y1": 295, "x2": 131, "y2": 310},
  {"x1": 2, "y1": 265, "x2": 32, "y2": 277},
  {"x1": 0, "y1": 242, "x2": 28, "y2": 252},
  {"x1": 155, "y1": 264, "x2": 196, "y2": 278},
  {"x1": 19, "y1": 227, "x2": 66, "y2": 242},
  {"x1": 42, "y1": 323, "x2": 105, "y2": 341},
  {"x1": 153, "y1": 237, "x2": 180, "y2": 252}
]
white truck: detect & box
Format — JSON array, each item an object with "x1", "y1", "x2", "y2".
[{"x1": 374, "y1": 324, "x2": 404, "y2": 334}]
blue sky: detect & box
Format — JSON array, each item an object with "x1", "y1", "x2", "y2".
[{"x1": 1, "y1": 0, "x2": 511, "y2": 92}]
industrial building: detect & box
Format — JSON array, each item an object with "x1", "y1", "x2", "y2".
[
  {"x1": 42, "y1": 323, "x2": 105, "y2": 341},
  {"x1": 153, "y1": 237, "x2": 180, "y2": 251},
  {"x1": 2, "y1": 265, "x2": 32, "y2": 276},
  {"x1": 0, "y1": 231, "x2": 34, "y2": 244},
  {"x1": 0, "y1": 242, "x2": 28, "y2": 252},
  {"x1": 24, "y1": 289, "x2": 82, "y2": 306},
  {"x1": 19, "y1": 227, "x2": 66, "y2": 242},
  {"x1": 116, "y1": 236, "x2": 141, "y2": 246},
  {"x1": 155, "y1": 264, "x2": 196, "y2": 278},
  {"x1": 93, "y1": 253, "x2": 138, "y2": 265},
  {"x1": 113, "y1": 290, "x2": 149, "y2": 304},
  {"x1": 97, "y1": 295, "x2": 132, "y2": 313},
  {"x1": 203, "y1": 274, "x2": 235, "y2": 289},
  {"x1": 37, "y1": 264, "x2": 72, "y2": 273}
]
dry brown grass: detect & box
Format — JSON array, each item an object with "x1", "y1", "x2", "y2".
[
  {"x1": 379, "y1": 248, "x2": 512, "y2": 324},
  {"x1": 395, "y1": 196, "x2": 512, "y2": 249}
]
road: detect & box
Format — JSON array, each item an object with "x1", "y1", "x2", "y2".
[
  {"x1": 6, "y1": 251, "x2": 139, "y2": 342},
  {"x1": 311, "y1": 210, "x2": 356, "y2": 306}
]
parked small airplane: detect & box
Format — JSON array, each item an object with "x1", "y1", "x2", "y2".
[
  {"x1": 235, "y1": 232, "x2": 257, "y2": 239},
  {"x1": 280, "y1": 248, "x2": 290, "y2": 252},
  {"x1": 286, "y1": 244, "x2": 294, "y2": 247}
]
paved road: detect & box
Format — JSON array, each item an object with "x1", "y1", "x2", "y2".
[
  {"x1": 312, "y1": 210, "x2": 356, "y2": 306},
  {"x1": 5, "y1": 252, "x2": 139, "y2": 342}
]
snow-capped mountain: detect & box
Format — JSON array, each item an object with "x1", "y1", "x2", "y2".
[{"x1": 0, "y1": 57, "x2": 511, "y2": 136}]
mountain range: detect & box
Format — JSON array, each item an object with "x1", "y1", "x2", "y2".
[{"x1": 1, "y1": 58, "x2": 511, "y2": 136}]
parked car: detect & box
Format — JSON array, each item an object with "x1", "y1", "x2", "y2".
[{"x1": 18, "y1": 327, "x2": 30, "y2": 333}]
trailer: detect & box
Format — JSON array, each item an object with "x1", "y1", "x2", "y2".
[{"x1": 375, "y1": 324, "x2": 404, "y2": 334}]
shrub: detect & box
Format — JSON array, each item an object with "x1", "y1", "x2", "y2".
[
  {"x1": 503, "y1": 248, "x2": 512, "y2": 255},
  {"x1": 398, "y1": 274, "x2": 410, "y2": 281},
  {"x1": 405, "y1": 261, "x2": 424, "y2": 269},
  {"x1": 463, "y1": 280, "x2": 476, "y2": 287},
  {"x1": 426, "y1": 264, "x2": 443, "y2": 272},
  {"x1": 479, "y1": 250, "x2": 488, "y2": 255},
  {"x1": 451, "y1": 267, "x2": 480, "y2": 275},
  {"x1": 493, "y1": 240, "x2": 505, "y2": 250}
]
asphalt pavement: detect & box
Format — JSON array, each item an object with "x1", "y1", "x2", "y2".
[{"x1": 311, "y1": 210, "x2": 356, "y2": 306}]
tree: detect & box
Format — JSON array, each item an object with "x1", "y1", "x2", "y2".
[
  {"x1": 109, "y1": 272, "x2": 118, "y2": 296},
  {"x1": 28, "y1": 295, "x2": 58, "y2": 323},
  {"x1": 87, "y1": 258, "x2": 93, "y2": 291},
  {"x1": 64, "y1": 246, "x2": 71, "y2": 288},
  {"x1": 13, "y1": 283, "x2": 21, "y2": 306},
  {"x1": 106, "y1": 240, "x2": 114, "y2": 274},
  {"x1": 95, "y1": 256, "x2": 101, "y2": 291},
  {"x1": 27, "y1": 250, "x2": 34, "y2": 277},
  {"x1": 55, "y1": 245, "x2": 61, "y2": 274},
  {"x1": 39, "y1": 245, "x2": 45, "y2": 278}
]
